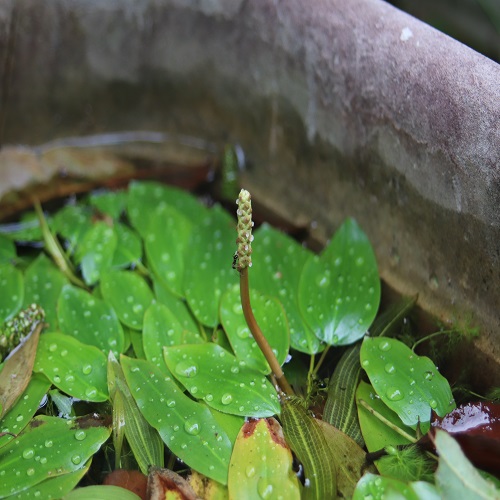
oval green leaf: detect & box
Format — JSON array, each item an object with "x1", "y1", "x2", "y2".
[
  {"x1": 299, "y1": 218, "x2": 380, "y2": 346},
  {"x1": 112, "y1": 223, "x2": 142, "y2": 269},
  {"x1": 121, "y1": 356, "x2": 233, "y2": 485},
  {"x1": 251, "y1": 224, "x2": 319, "y2": 354},
  {"x1": 23, "y1": 254, "x2": 68, "y2": 330},
  {"x1": 89, "y1": 189, "x2": 127, "y2": 219},
  {"x1": 360, "y1": 336, "x2": 455, "y2": 430},
  {"x1": 163, "y1": 343, "x2": 280, "y2": 417},
  {"x1": 0, "y1": 263, "x2": 23, "y2": 322},
  {"x1": 57, "y1": 284, "x2": 124, "y2": 355},
  {"x1": 34, "y1": 332, "x2": 108, "y2": 402},
  {"x1": 101, "y1": 271, "x2": 154, "y2": 330},
  {"x1": 0, "y1": 415, "x2": 110, "y2": 497},
  {"x1": 51, "y1": 205, "x2": 93, "y2": 252},
  {"x1": 228, "y1": 418, "x2": 301, "y2": 500},
  {"x1": 63, "y1": 485, "x2": 142, "y2": 500},
  {"x1": 184, "y1": 206, "x2": 237, "y2": 327}
]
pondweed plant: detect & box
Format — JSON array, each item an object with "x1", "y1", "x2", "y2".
[{"x1": 0, "y1": 181, "x2": 498, "y2": 499}]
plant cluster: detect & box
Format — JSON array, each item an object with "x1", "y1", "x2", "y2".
[{"x1": 0, "y1": 181, "x2": 498, "y2": 499}]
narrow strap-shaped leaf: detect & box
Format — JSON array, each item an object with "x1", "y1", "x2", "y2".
[
  {"x1": 281, "y1": 398, "x2": 337, "y2": 500},
  {"x1": 323, "y1": 343, "x2": 364, "y2": 447},
  {"x1": 369, "y1": 295, "x2": 417, "y2": 338}
]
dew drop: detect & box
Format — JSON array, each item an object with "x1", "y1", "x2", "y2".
[
  {"x1": 221, "y1": 393, "x2": 233, "y2": 405},
  {"x1": 133, "y1": 304, "x2": 143, "y2": 314},
  {"x1": 258, "y1": 478, "x2": 273, "y2": 499},
  {"x1": 429, "y1": 399, "x2": 438, "y2": 409},
  {"x1": 246, "y1": 465, "x2": 256, "y2": 478},
  {"x1": 71, "y1": 455, "x2": 82, "y2": 465},
  {"x1": 362, "y1": 360, "x2": 370, "y2": 367},
  {"x1": 205, "y1": 394, "x2": 214, "y2": 402},
  {"x1": 74, "y1": 430, "x2": 86, "y2": 441},
  {"x1": 230, "y1": 366, "x2": 240, "y2": 374},
  {"x1": 191, "y1": 386, "x2": 198, "y2": 394},
  {"x1": 384, "y1": 363, "x2": 396, "y2": 374},
  {"x1": 236, "y1": 326, "x2": 249, "y2": 339},
  {"x1": 85, "y1": 387, "x2": 97, "y2": 398},
  {"x1": 16, "y1": 415, "x2": 24, "y2": 422},
  {"x1": 44, "y1": 440, "x2": 53, "y2": 448},
  {"x1": 378, "y1": 340, "x2": 391, "y2": 351},
  {"x1": 167, "y1": 400, "x2": 176, "y2": 408},
  {"x1": 424, "y1": 371, "x2": 434, "y2": 381},
  {"x1": 175, "y1": 361, "x2": 198, "y2": 378},
  {"x1": 22, "y1": 448, "x2": 34, "y2": 459},
  {"x1": 48, "y1": 343, "x2": 57, "y2": 352},
  {"x1": 184, "y1": 420, "x2": 201, "y2": 436},
  {"x1": 82, "y1": 365, "x2": 93, "y2": 375},
  {"x1": 386, "y1": 387, "x2": 404, "y2": 401},
  {"x1": 26, "y1": 468, "x2": 35, "y2": 477}
]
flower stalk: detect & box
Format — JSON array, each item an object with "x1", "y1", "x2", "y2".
[{"x1": 235, "y1": 189, "x2": 294, "y2": 396}]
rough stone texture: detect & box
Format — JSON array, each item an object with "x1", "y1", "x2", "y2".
[{"x1": 0, "y1": 0, "x2": 499, "y2": 383}]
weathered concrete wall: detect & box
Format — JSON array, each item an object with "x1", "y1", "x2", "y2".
[{"x1": 0, "y1": 0, "x2": 499, "y2": 382}]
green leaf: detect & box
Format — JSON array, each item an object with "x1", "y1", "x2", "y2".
[
  {"x1": 0, "y1": 415, "x2": 110, "y2": 497},
  {"x1": 0, "y1": 263, "x2": 23, "y2": 322},
  {"x1": 0, "y1": 234, "x2": 16, "y2": 265},
  {"x1": 163, "y1": 343, "x2": 280, "y2": 417},
  {"x1": 63, "y1": 485, "x2": 142, "y2": 500},
  {"x1": 251, "y1": 224, "x2": 319, "y2": 354},
  {"x1": 5, "y1": 212, "x2": 42, "y2": 242},
  {"x1": 75, "y1": 222, "x2": 117, "y2": 285},
  {"x1": 51, "y1": 205, "x2": 93, "y2": 252},
  {"x1": 228, "y1": 418, "x2": 301, "y2": 500},
  {"x1": 299, "y1": 218, "x2": 380, "y2": 346},
  {"x1": 23, "y1": 253, "x2": 68, "y2": 329},
  {"x1": 107, "y1": 352, "x2": 164, "y2": 474},
  {"x1": 353, "y1": 473, "x2": 441, "y2": 500},
  {"x1": 323, "y1": 343, "x2": 364, "y2": 447},
  {"x1": 101, "y1": 271, "x2": 154, "y2": 330},
  {"x1": 280, "y1": 398, "x2": 337, "y2": 500},
  {"x1": 88, "y1": 189, "x2": 127, "y2": 219},
  {"x1": 184, "y1": 206, "x2": 237, "y2": 327},
  {"x1": 356, "y1": 380, "x2": 414, "y2": 452},
  {"x1": 143, "y1": 303, "x2": 203, "y2": 372},
  {"x1": 57, "y1": 284, "x2": 124, "y2": 355},
  {"x1": 13, "y1": 461, "x2": 91, "y2": 499},
  {"x1": 220, "y1": 284, "x2": 290, "y2": 374},
  {"x1": 369, "y1": 296, "x2": 417, "y2": 337},
  {"x1": 145, "y1": 204, "x2": 192, "y2": 297},
  {"x1": 112, "y1": 223, "x2": 142, "y2": 268},
  {"x1": 127, "y1": 181, "x2": 209, "y2": 235},
  {"x1": 121, "y1": 356, "x2": 233, "y2": 485},
  {"x1": 0, "y1": 373, "x2": 51, "y2": 448},
  {"x1": 434, "y1": 429, "x2": 500, "y2": 500},
  {"x1": 360, "y1": 336, "x2": 455, "y2": 430},
  {"x1": 34, "y1": 332, "x2": 108, "y2": 402}
]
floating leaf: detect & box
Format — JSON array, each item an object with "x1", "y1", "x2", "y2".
[
  {"x1": 434, "y1": 429, "x2": 500, "y2": 499},
  {"x1": 183, "y1": 206, "x2": 236, "y2": 327},
  {"x1": 75, "y1": 222, "x2": 117, "y2": 285},
  {"x1": 143, "y1": 303, "x2": 203, "y2": 372},
  {"x1": 112, "y1": 223, "x2": 142, "y2": 269},
  {"x1": 89, "y1": 189, "x2": 127, "y2": 219},
  {"x1": 280, "y1": 398, "x2": 336, "y2": 500},
  {"x1": 0, "y1": 373, "x2": 51, "y2": 448},
  {"x1": 108, "y1": 352, "x2": 164, "y2": 474},
  {"x1": 228, "y1": 418, "x2": 301, "y2": 500},
  {"x1": 16, "y1": 461, "x2": 90, "y2": 499},
  {"x1": 299, "y1": 218, "x2": 380, "y2": 346},
  {"x1": 64, "y1": 484, "x2": 141, "y2": 500},
  {"x1": 164, "y1": 343, "x2": 280, "y2": 417},
  {"x1": 34, "y1": 332, "x2": 108, "y2": 402},
  {"x1": 0, "y1": 316, "x2": 43, "y2": 418},
  {"x1": 251, "y1": 224, "x2": 319, "y2": 354},
  {"x1": 356, "y1": 380, "x2": 415, "y2": 452},
  {"x1": 145, "y1": 204, "x2": 192, "y2": 297},
  {"x1": 101, "y1": 271, "x2": 154, "y2": 330},
  {"x1": 127, "y1": 181, "x2": 209, "y2": 232},
  {"x1": 23, "y1": 253, "x2": 68, "y2": 329},
  {"x1": 220, "y1": 284, "x2": 289, "y2": 374},
  {"x1": 0, "y1": 414, "x2": 110, "y2": 497},
  {"x1": 353, "y1": 473, "x2": 440, "y2": 500},
  {"x1": 121, "y1": 356, "x2": 233, "y2": 485},
  {"x1": 57, "y1": 284, "x2": 124, "y2": 355},
  {"x1": 323, "y1": 343, "x2": 364, "y2": 447},
  {"x1": 0, "y1": 263, "x2": 23, "y2": 322},
  {"x1": 316, "y1": 419, "x2": 375, "y2": 499},
  {"x1": 360, "y1": 336, "x2": 455, "y2": 430},
  {"x1": 0, "y1": 234, "x2": 16, "y2": 265}
]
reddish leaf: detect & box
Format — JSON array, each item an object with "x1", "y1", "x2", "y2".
[
  {"x1": 103, "y1": 469, "x2": 148, "y2": 500},
  {"x1": 147, "y1": 467, "x2": 198, "y2": 500}
]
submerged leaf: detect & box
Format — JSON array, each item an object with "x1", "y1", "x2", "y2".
[
  {"x1": 121, "y1": 356, "x2": 233, "y2": 485},
  {"x1": 164, "y1": 343, "x2": 280, "y2": 417},
  {"x1": 323, "y1": 343, "x2": 364, "y2": 447},
  {"x1": 281, "y1": 398, "x2": 336, "y2": 499},
  {"x1": 0, "y1": 415, "x2": 110, "y2": 497},
  {"x1": 360, "y1": 336, "x2": 455, "y2": 430},
  {"x1": 228, "y1": 418, "x2": 301, "y2": 499},
  {"x1": 220, "y1": 284, "x2": 289, "y2": 374},
  {"x1": 299, "y1": 218, "x2": 380, "y2": 346},
  {"x1": 34, "y1": 332, "x2": 108, "y2": 402},
  {"x1": 434, "y1": 429, "x2": 500, "y2": 499}
]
